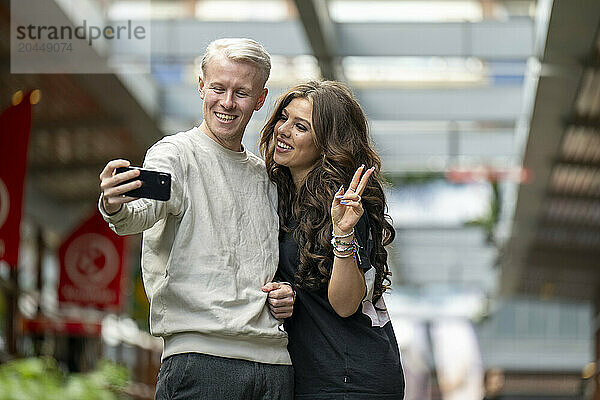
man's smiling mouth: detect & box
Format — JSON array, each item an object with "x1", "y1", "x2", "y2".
[{"x1": 215, "y1": 112, "x2": 237, "y2": 122}]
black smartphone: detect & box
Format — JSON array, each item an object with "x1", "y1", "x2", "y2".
[{"x1": 115, "y1": 166, "x2": 171, "y2": 201}]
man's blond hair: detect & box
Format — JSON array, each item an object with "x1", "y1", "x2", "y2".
[{"x1": 201, "y1": 38, "x2": 271, "y2": 86}]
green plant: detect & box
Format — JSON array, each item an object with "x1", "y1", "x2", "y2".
[
  {"x1": 0, "y1": 357, "x2": 130, "y2": 400},
  {"x1": 465, "y1": 181, "x2": 500, "y2": 243}
]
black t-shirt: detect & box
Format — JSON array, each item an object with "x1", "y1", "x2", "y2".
[{"x1": 278, "y1": 214, "x2": 405, "y2": 399}]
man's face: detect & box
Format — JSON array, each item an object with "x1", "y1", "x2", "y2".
[{"x1": 199, "y1": 55, "x2": 268, "y2": 151}]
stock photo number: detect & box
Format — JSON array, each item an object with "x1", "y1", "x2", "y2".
[{"x1": 17, "y1": 42, "x2": 73, "y2": 53}]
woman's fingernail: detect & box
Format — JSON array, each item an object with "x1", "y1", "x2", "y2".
[{"x1": 340, "y1": 201, "x2": 349, "y2": 205}]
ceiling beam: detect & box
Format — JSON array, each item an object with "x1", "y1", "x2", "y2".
[
  {"x1": 165, "y1": 84, "x2": 524, "y2": 123},
  {"x1": 528, "y1": 246, "x2": 600, "y2": 265},
  {"x1": 292, "y1": 0, "x2": 344, "y2": 81},
  {"x1": 546, "y1": 190, "x2": 600, "y2": 202},
  {"x1": 553, "y1": 159, "x2": 600, "y2": 169},
  {"x1": 570, "y1": 116, "x2": 600, "y2": 129},
  {"x1": 32, "y1": 117, "x2": 124, "y2": 132},
  {"x1": 128, "y1": 20, "x2": 533, "y2": 60}
]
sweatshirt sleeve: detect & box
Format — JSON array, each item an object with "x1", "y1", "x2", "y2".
[{"x1": 99, "y1": 140, "x2": 185, "y2": 235}]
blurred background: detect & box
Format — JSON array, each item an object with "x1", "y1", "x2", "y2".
[{"x1": 1, "y1": 0, "x2": 599, "y2": 399}]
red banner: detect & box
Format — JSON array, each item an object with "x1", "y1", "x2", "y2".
[
  {"x1": 22, "y1": 315, "x2": 101, "y2": 337},
  {"x1": 0, "y1": 93, "x2": 32, "y2": 267},
  {"x1": 58, "y1": 211, "x2": 127, "y2": 311}
]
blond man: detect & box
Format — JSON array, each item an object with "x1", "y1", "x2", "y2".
[{"x1": 99, "y1": 38, "x2": 294, "y2": 399}]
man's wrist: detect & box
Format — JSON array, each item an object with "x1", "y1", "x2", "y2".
[
  {"x1": 105, "y1": 205, "x2": 123, "y2": 216},
  {"x1": 101, "y1": 195, "x2": 123, "y2": 216}
]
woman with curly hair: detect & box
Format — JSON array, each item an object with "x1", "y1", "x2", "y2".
[{"x1": 260, "y1": 81, "x2": 405, "y2": 399}]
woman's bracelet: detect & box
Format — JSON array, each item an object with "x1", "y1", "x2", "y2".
[
  {"x1": 331, "y1": 238, "x2": 353, "y2": 248},
  {"x1": 331, "y1": 234, "x2": 361, "y2": 261},
  {"x1": 331, "y1": 228, "x2": 354, "y2": 238},
  {"x1": 333, "y1": 248, "x2": 356, "y2": 258}
]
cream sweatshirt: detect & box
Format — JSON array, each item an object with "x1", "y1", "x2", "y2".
[{"x1": 100, "y1": 127, "x2": 290, "y2": 365}]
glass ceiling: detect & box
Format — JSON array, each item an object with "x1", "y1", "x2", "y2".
[{"x1": 108, "y1": 0, "x2": 535, "y2": 22}]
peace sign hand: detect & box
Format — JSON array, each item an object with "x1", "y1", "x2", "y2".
[{"x1": 331, "y1": 165, "x2": 375, "y2": 235}]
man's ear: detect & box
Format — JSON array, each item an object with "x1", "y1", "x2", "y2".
[
  {"x1": 255, "y1": 88, "x2": 268, "y2": 111},
  {"x1": 198, "y1": 76, "x2": 205, "y2": 100}
]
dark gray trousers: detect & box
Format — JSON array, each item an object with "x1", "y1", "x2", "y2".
[{"x1": 155, "y1": 353, "x2": 294, "y2": 400}]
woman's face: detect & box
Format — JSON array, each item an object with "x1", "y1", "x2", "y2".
[{"x1": 273, "y1": 97, "x2": 321, "y2": 184}]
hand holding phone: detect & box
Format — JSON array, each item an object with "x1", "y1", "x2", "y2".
[{"x1": 115, "y1": 166, "x2": 171, "y2": 201}]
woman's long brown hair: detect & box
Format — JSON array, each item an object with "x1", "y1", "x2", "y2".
[{"x1": 259, "y1": 81, "x2": 395, "y2": 303}]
